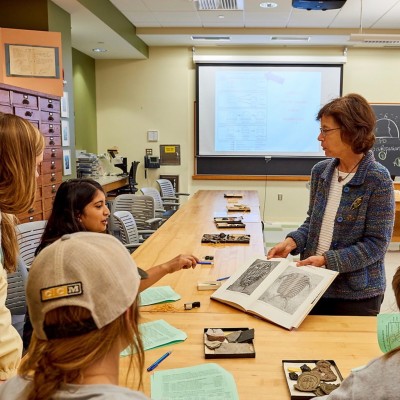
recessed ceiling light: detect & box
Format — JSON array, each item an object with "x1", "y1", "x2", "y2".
[
  {"x1": 260, "y1": 2, "x2": 278, "y2": 8},
  {"x1": 218, "y1": 15, "x2": 225, "y2": 18},
  {"x1": 92, "y1": 48, "x2": 107, "y2": 53}
]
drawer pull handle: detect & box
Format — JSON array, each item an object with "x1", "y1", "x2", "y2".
[
  {"x1": 52, "y1": 187, "x2": 56, "y2": 193},
  {"x1": 28, "y1": 208, "x2": 34, "y2": 214},
  {"x1": 25, "y1": 111, "x2": 32, "y2": 117},
  {"x1": 49, "y1": 140, "x2": 55, "y2": 145},
  {"x1": 51, "y1": 153, "x2": 56, "y2": 158},
  {"x1": 48, "y1": 115, "x2": 54, "y2": 121},
  {"x1": 22, "y1": 97, "x2": 29, "y2": 105},
  {"x1": 50, "y1": 176, "x2": 56, "y2": 182},
  {"x1": 47, "y1": 103, "x2": 53, "y2": 108},
  {"x1": 49, "y1": 128, "x2": 54, "y2": 133},
  {"x1": 51, "y1": 164, "x2": 56, "y2": 170},
  {"x1": 29, "y1": 216, "x2": 34, "y2": 221}
]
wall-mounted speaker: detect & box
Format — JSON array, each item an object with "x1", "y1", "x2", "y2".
[{"x1": 292, "y1": 0, "x2": 347, "y2": 10}]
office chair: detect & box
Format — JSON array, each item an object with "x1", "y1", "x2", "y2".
[
  {"x1": 6, "y1": 258, "x2": 28, "y2": 337},
  {"x1": 113, "y1": 210, "x2": 154, "y2": 252},
  {"x1": 156, "y1": 179, "x2": 189, "y2": 206},
  {"x1": 140, "y1": 187, "x2": 178, "y2": 220},
  {"x1": 111, "y1": 194, "x2": 162, "y2": 233},
  {"x1": 16, "y1": 220, "x2": 47, "y2": 269},
  {"x1": 111, "y1": 161, "x2": 140, "y2": 196}
]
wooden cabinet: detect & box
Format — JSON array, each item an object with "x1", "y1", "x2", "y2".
[{"x1": 0, "y1": 83, "x2": 62, "y2": 223}]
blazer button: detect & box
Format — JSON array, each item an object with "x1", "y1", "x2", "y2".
[
  {"x1": 337, "y1": 216, "x2": 343, "y2": 222},
  {"x1": 344, "y1": 187, "x2": 350, "y2": 193}
]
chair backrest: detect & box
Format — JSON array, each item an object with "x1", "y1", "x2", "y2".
[
  {"x1": 140, "y1": 187, "x2": 164, "y2": 210},
  {"x1": 157, "y1": 179, "x2": 176, "y2": 198},
  {"x1": 131, "y1": 195, "x2": 158, "y2": 230},
  {"x1": 16, "y1": 220, "x2": 47, "y2": 268},
  {"x1": 110, "y1": 194, "x2": 136, "y2": 232},
  {"x1": 6, "y1": 258, "x2": 28, "y2": 315},
  {"x1": 113, "y1": 210, "x2": 141, "y2": 245}
]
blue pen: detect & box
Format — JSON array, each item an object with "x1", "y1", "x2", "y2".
[
  {"x1": 197, "y1": 261, "x2": 213, "y2": 265},
  {"x1": 216, "y1": 276, "x2": 230, "y2": 281},
  {"x1": 147, "y1": 351, "x2": 172, "y2": 372}
]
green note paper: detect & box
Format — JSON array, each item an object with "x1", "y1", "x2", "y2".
[
  {"x1": 151, "y1": 363, "x2": 239, "y2": 400},
  {"x1": 139, "y1": 285, "x2": 180, "y2": 306},
  {"x1": 121, "y1": 319, "x2": 187, "y2": 356},
  {"x1": 377, "y1": 313, "x2": 400, "y2": 353}
]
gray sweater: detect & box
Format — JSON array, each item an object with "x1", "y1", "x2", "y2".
[{"x1": 312, "y1": 351, "x2": 400, "y2": 399}]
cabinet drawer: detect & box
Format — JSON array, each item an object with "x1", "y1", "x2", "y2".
[
  {"x1": 39, "y1": 97, "x2": 60, "y2": 112},
  {"x1": 44, "y1": 147, "x2": 62, "y2": 160},
  {"x1": 18, "y1": 213, "x2": 44, "y2": 224},
  {"x1": 14, "y1": 106, "x2": 40, "y2": 122},
  {"x1": 44, "y1": 196, "x2": 56, "y2": 212},
  {"x1": 42, "y1": 171, "x2": 62, "y2": 185},
  {"x1": 11, "y1": 92, "x2": 39, "y2": 109},
  {"x1": 0, "y1": 104, "x2": 12, "y2": 114},
  {"x1": 44, "y1": 135, "x2": 61, "y2": 147},
  {"x1": 43, "y1": 183, "x2": 59, "y2": 198},
  {"x1": 42, "y1": 159, "x2": 62, "y2": 173},
  {"x1": 41, "y1": 123, "x2": 61, "y2": 136},
  {"x1": 41, "y1": 111, "x2": 60, "y2": 124},
  {"x1": 0, "y1": 89, "x2": 10, "y2": 104},
  {"x1": 18, "y1": 200, "x2": 43, "y2": 220}
]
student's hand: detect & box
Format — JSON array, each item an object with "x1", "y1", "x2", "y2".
[
  {"x1": 164, "y1": 254, "x2": 199, "y2": 273},
  {"x1": 267, "y1": 238, "x2": 297, "y2": 259},
  {"x1": 296, "y1": 255, "x2": 325, "y2": 268}
]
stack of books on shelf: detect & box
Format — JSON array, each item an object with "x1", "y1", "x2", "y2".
[{"x1": 76, "y1": 152, "x2": 101, "y2": 178}]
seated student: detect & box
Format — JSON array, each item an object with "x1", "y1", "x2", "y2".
[
  {"x1": 311, "y1": 266, "x2": 400, "y2": 400},
  {"x1": 36, "y1": 178, "x2": 199, "y2": 290},
  {"x1": 0, "y1": 232, "x2": 150, "y2": 399},
  {"x1": 23, "y1": 178, "x2": 198, "y2": 349}
]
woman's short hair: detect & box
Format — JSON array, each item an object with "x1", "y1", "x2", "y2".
[
  {"x1": 317, "y1": 93, "x2": 376, "y2": 154},
  {"x1": 0, "y1": 113, "x2": 45, "y2": 272}
]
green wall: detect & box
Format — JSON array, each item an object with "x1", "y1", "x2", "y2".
[{"x1": 72, "y1": 48, "x2": 97, "y2": 153}]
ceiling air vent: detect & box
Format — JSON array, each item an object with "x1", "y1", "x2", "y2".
[
  {"x1": 196, "y1": 0, "x2": 244, "y2": 10},
  {"x1": 349, "y1": 34, "x2": 400, "y2": 46}
]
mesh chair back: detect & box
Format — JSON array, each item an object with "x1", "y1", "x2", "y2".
[
  {"x1": 6, "y1": 258, "x2": 28, "y2": 315},
  {"x1": 110, "y1": 194, "x2": 136, "y2": 232},
  {"x1": 113, "y1": 210, "x2": 141, "y2": 245},
  {"x1": 140, "y1": 187, "x2": 164, "y2": 211},
  {"x1": 16, "y1": 220, "x2": 47, "y2": 268},
  {"x1": 131, "y1": 195, "x2": 158, "y2": 230},
  {"x1": 157, "y1": 179, "x2": 176, "y2": 198}
]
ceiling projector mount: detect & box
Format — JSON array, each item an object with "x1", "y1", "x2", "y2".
[{"x1": 292, "y1": 0, "x2": 347, "y2": 11}]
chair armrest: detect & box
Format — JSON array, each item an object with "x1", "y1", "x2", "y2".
[
  {"x1": 155, "y1": 208, "x2": 167, "y2": 213},
  {"x1": 145, "y1": 217, "x2": 162, "y2": 224},
  {"x1": 138, "y1": 229, "x2": 156, "y2": 235},
  {"x1": 176, "y1": 192, "x2": 190, "y2": 196},
  {"x1": 125, "y1": 243, "x2": 141, "y2": 249},
  {"x1": 161, "y1": 196, "x2": 179, "y2": 201}
]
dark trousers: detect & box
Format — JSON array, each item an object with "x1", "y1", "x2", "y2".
[{"x1": 309, "y1": 295, "x2": 384, "y2": 316}]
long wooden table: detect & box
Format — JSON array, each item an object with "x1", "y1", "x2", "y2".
[{"x1": 122, "y1": 190, "x2": 382, "y2": 399}]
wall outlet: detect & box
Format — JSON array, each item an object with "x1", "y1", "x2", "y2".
[{"x1": 278, "y1": 194, "x2": 283, "y2": 201}]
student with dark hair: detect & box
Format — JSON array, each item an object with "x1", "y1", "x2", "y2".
[
  {"x1": 23, "y1": 178, "x2": 198, "y2": 349},
  {"x1": 268, "y1": 93, "x2": 395, "y2": 316},
  {"x1": 0, "y1": 113, "x2": 44, "y2": 381},
  {"x1": 0, "y1": 232, "x2": 150, "y2": 399}
]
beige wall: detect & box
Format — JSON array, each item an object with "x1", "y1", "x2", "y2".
[{"x1": 95, "y1": 46, "x2": 400, "y2": 223}]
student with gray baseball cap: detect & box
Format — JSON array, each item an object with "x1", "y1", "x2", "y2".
[{"x1": 0, "y1": 232, "x2": 150, "y2": 399}]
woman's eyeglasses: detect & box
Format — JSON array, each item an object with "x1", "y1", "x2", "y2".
[{"x1": 319, "y1": 127, "x2": 341, "y2": 137}]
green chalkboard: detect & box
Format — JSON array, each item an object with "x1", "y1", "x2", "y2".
[{"x1": 371, "y1": 104, "x2": 400, "y2": 177}]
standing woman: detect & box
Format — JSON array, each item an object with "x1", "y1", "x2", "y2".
[
  {"x1": 268, "y1": 93, "x2": 395, "y2": 316},
  {"x1": 0, "y1": 112, "x2": 44, "y2": 380}
]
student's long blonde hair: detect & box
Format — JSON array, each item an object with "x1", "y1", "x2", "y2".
[
  {"x1": 19, "y1": 300, "x2": 144, "y2": 400},
  {"x1": 0, "y1": 113, "x2": 44, "y2": 272}
]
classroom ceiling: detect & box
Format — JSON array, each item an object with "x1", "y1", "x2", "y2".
[{"x1": 52, "y1": 0, "x2": 400, "y2": 59}]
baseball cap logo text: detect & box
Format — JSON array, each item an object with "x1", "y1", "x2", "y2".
[{"x1": 41, "y1": 282, "x2": 83, "y2": 302}]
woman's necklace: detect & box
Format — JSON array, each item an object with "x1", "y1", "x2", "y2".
[{"x1": 337, "y1": 156, "x2": 364, "y2": 183}]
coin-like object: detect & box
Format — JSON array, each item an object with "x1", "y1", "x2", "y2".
[{"x1": 294, "y1": 372, "x2": 321, "y2": 392}]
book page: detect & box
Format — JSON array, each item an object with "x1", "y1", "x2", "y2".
[
  {"x1": 211, "y1": 258, "x2": 287, "y2": 311},
  {"x1": 248, "y1": 264, "x2": 338, "y2": 329}
]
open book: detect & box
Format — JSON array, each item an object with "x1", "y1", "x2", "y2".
[{"x1": 211, "y1": 258, "x2": 338, "y2": 330}]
